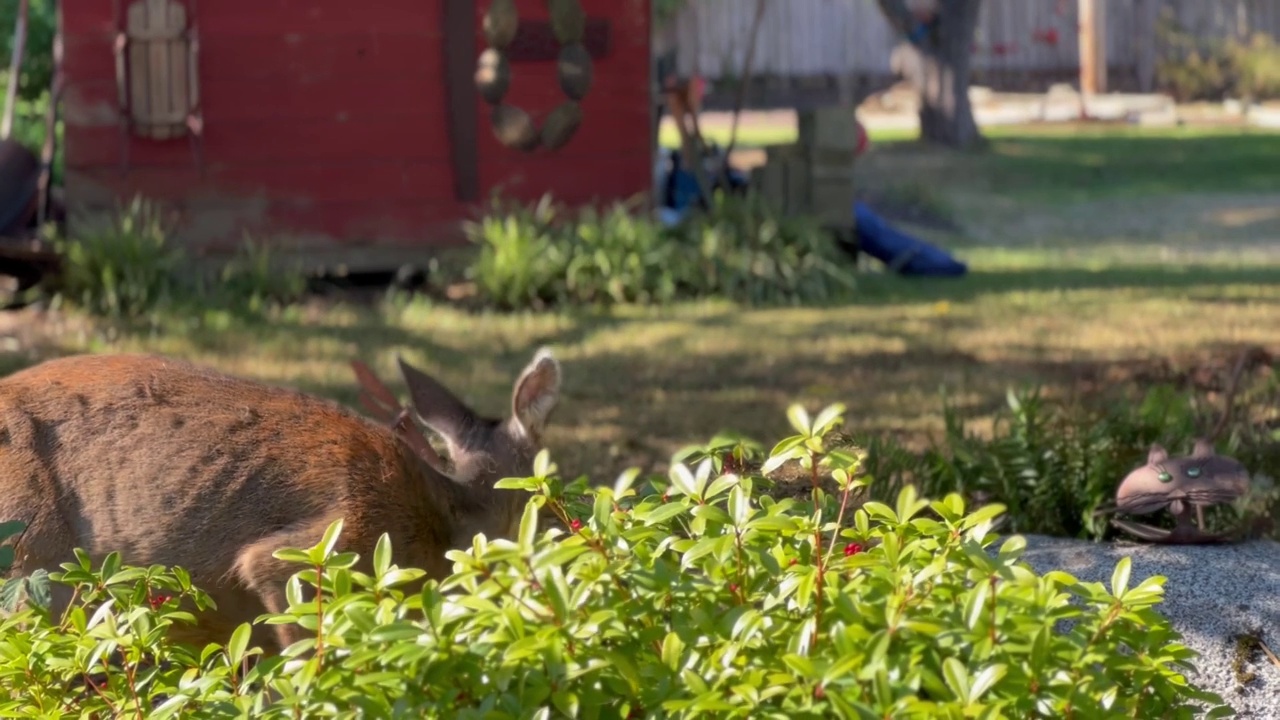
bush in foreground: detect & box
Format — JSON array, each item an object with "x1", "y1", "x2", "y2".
[{"x1": 0, "y1": 405, "x2": 1231, "y2": 717}]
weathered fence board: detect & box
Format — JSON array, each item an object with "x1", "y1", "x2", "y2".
[{"x1": 657, "y1": 0, "x2": 1280, "y2": 91}]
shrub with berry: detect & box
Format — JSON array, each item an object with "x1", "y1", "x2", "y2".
[{"x1": 0, "y1": 405, "x2": 1232, "y2": 717}]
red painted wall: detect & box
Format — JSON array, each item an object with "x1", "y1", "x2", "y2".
[{"x1": 61, "y1": 0, "x2": 652, "y2": 265}]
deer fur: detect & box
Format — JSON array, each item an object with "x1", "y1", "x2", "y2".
[{"x1": 0, "y1": 349, "x2": 561, "y2": 653}]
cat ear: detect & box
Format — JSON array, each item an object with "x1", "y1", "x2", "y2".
[
  {"x1": 1191, "y1": 438, "x2": 1214, "y2": 458},
  {"x1": 1147, "y1": 444, "x2": 1169, "y2": 464}
]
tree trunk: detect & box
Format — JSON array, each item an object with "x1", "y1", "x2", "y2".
[{"x1": 877, "y1": 0, "x2": 985, "y2": 149}]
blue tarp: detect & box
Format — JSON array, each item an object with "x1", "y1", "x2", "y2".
[{"x1": 853, "y1": 201, "x2": 968, "y2": 277}]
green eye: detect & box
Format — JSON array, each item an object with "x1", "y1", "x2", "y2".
[
  {"x1": 1186, "y1": 466, "x2": 1202, "y2": 478},
  {"x1": 1157, "y1": 471, "x2": 1174, "y2": 483}
]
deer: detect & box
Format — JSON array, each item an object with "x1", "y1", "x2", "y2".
[{"x1": 0, "y1": 347, "x2": 561, "y2": 654}]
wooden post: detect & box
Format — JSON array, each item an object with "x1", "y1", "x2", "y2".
[
  {"x1": 38, "y1": 9, "x2": 63, "y2": 228},
  {"x1": 1078, "y1": 0, "x2": 1106, "y2": 96},
  {"x1": 1, "y1": 0, "x2": 30, "y2": 140}
]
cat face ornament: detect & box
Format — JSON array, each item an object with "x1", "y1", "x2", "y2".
[{"x1": 1111, "y1": 439, "x2": 1251, "y2": 544}]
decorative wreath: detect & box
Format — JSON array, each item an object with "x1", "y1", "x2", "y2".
[{"x1": 475, "y1": 0, "x2": 594, "y2": 152}]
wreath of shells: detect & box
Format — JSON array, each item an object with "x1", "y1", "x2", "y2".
[{"x1": 475, "y1": 0, "x2": 595, "y2": 152}]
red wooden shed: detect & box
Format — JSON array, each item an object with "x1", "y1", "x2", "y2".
[{"x1": 59, "y1": 0, "x2": 654, "y2": 271}]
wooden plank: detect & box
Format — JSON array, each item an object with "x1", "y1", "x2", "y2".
[
  {"x1": 65, "y1": 114, "x2": 454, "y2": 167},
  {"x1": 441, "y1": 0, "x2": 479, "y2": 202},
  {"x1": 60, "y1": 3, "x2": 114, "y2": 36},
  {"x1": 67, "y1": 95, "x2": 648, "y2": 168},
  {"x1": 190, "y1": 0, "x2": 438, "y2": 35},
  {"x1": 168, "y1": 6, "x2": 192, "y2": 130},
  {"x1": 238, "y1": 199, "x2": 468, "y2": 246},
  {"x1": 68, "y1": 160, "x2": 462, "y2": 205},
  {"x1": 1078, "y1": 0, "x2": 1105, "y2": 95},
  {"x1": 69, "y1": 76, "x2": 447, "y2": 123},
  {"x1": 143, "y1": 0, "x2": 176, "y2": 137},
  {"x1": 64, "y1": 148, "x2": 652, "y2": 209},
  {"x1": 125, "y1": 2, "x2": 152, "y2": 132}
]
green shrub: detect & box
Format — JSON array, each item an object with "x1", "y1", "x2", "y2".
[
  {"x1": 857, "y1": 383, "x2": 1280, "y2": 542},
  {"x1": 51, "y1": 196, "x2": 188, "y2": 320},
  {"x1": 678, "y1": 193, "x2": 856, "y2": 305},
  {"x1": 0, "y1": 405, "x2": 1230, "y2": 717},
  {"x1": 0, "y1": 1, "x2": 57, "y2": 103},
  {"x1": 1156, "y1": 9, "x2": 1280, "y2": 102},
  {"x1": 217, "y1": 233, "x2": 310, "y2": 312},
  {"x1": 466, "y1": 192, "x2": 856, "y2": 310},
  {"x1": 49, "y1": 196, "x2": 310, "y2": 320}
]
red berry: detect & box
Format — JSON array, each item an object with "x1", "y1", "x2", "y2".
[
  {"x1": 814, "y1": 684, "x2": 826, "y2": 699},
  {"x1": 729, "y1": 583, "x2": 739, "y2": 593},
  {"x1": 569, "y1": 519, "x2": 583, "y2": 532},
  {"x1": 148, "y1": 594, "x2": 172, "y2": 610},
  {"x1": 843, "y1": 543, "x2": 863, "y2": 557}
]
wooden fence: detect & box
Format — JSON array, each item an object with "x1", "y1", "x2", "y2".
[{"x1": 655, "y1": 0, "x2": 1280, "y2": 92}]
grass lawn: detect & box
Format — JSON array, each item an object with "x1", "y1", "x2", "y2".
[{"x1": 10, "y1": 123, "x2": 1280, "y2": 483}]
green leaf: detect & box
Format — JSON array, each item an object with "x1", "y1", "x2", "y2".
[
  {"x1": 968, "y1": 664, "x2": 1006, "y2": 703},
  {"x1": 643, "y1": 502, "x2": 689, "y2": 526},
  {"x1": 533, "y1": 448, "x2": 555, "y2": 478},
  {"x1": 669, "y1": 463, "x2": 699, "y2": 499},
  {"x1": 861, "y1": 502, "x2": 898, "y2": 524},
  {"x1": 942, "y1": 657, "x2": 969, "y2": 701},
  {"x1": 786, "y1": 404, "x2": 812, "y2": 435},
  {"x1": 494, "y1": 477, "x2": 540, "y2": 491},
  {"x1": 811, "y1": 403, "x2": 846, "y2": 436},
  {"x1": 964, "y1": 581, "x2": 990, "y2": 631},
  {"x1": 961, "y1": 503, "x2": 1007, "y2": 530},
  {"x1": 612, "y1": 467, "x2": 641, "y2": 496},
  {"x1": 661, "y1": 631, "x2": 685, "y2": 671},
  {"x1": 1111, "y1": 556, "x2": 1132, "y2": 599},
  {"x1": 518, "y1": 500, "x2": 539, "y2": 553},
  {"x1": 705, "y1": 473, "x2": 740, "y2": 500},
  {"x1": 680, "y1": 536, "x2": 726, "y2": 571},
  {"x1": 226, "y1": 622, "x2": 252, "y2": 667},
  {"x1": 100, "y1": 551, "x2": 121, "y2": 582},
  {"x1": 0, "y1": 521, "x2": 25, "y2": 543},
  {"x1": 310, "y1": 518, "x2": 345, "y2": 564},
  {"x1": 728, "y1": 486, "x2": 751, "y2": 526},
  {"x1": 373, "y1": 532, "x2": 393, "y2": 578},
  {"x1": 745, "y1": 515, "x2": 799, "y2": 533}
]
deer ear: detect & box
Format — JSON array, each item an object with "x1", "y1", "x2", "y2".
[
  {"x1": 397, "y1": 356, "x2": 477, "y2": 452},
  {"x1": 511, "y1": 347, "x2": 561, "y2": 442},
  {"x1": 1147, "y1": 443, "x2": 1169, "y2": 465},
  {"x1": 1191, "y1": 438, "x2": 1214, "y2": 458}
]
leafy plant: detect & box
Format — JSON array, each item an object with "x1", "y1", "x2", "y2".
[
  {"x1": 1155, "y1": 9, "x2": 1280, "y2": 102},
  {"x1": 466, "y1": 191, "x2": 856, "y2": 310},
  {"x1": 0, "y1": 405, "x2": 1231, "y2": 717},
  {"x1": 0, "y1": 0, "x2": 57, "y2": 103},
  {"x1": 48, "y1": 196, "x2": 316, "y2": 322},
  {"x1": 51, "y1": 196, "x2": 188, "y2": 320},
  {"x1": 677, "y1": 192, "x2": 856, "y2": 306},
  {"x1": 857, "y1": 381, "x2": 1280, "y2": 542},
  {"x1": 217, "y1": 233, "x2": 310, "y2": 312}
]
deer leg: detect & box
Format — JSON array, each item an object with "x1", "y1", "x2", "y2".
[{"x1": 232, "y1": 521, "x2": 333, "y2": 653}]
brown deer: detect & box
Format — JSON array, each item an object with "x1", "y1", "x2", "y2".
[{"x1": 0, "y1": 348, "x2": 561, "y2": 653}]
